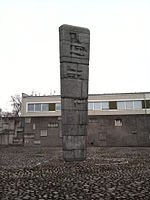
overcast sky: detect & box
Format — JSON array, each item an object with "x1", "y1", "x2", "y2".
[{"x1": 0, "y1": 0, "x2": 150, "y2": 111}]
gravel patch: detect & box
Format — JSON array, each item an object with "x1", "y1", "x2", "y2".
[{"x1": 0, "y1": 147, "x2": 150, "y2": 199}]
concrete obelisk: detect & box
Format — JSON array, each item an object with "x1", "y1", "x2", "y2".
[{"x1": 59, "y1": 24, "x2": 90, "y2": 161}]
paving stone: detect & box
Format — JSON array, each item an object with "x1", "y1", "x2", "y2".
[{"x1": 1, "y1": 147, "x2": 150, "y2": 199}]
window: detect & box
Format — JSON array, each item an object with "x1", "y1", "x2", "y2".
[
  {"x1": 126, "y1": 101, "x2": 133, "y2": 109},
  {"x1": 115, "y1": 119, "x2": 122, "y2": 127},
  {"x1": 133, "y1": 101, "x2": 142, "y2": 109},
  {"x1": 141, "y1": 100, "x2": 150, "y2": 109},
  {"x1": 35, "y1": 103, "x2": 41, "y2": 111},
  {"x1": 117, "y1": 100, "x2": 143, "y2": 110},
  {"x1": 56, "y1": 103, "x2": 61, "y2": 111},
  {"x1": 117, "y1": 101, "x2": 125, "y2": 110},
  {"x1": 89, "y1": 101, "x2": 109, "y2": 110},
  {"x1": 94, "y1": 102, "x2": 102, "y2": 110},
  {"x1": 28, "y1": 104, "x2": 34, "y2": 112},
  {"x1": 146, "y1": 100, "x2": 150, "y2": 108},
  {"x1": 88, "y1": 102, "x2": 93, "y2": 110},
  {"x1": 40, "y1": 130, "x2": 48, "y2": 137},
  {"x1": 109, "y1": 101, "x2": 117, "y2": 109},
  {"x1": 42, "y1": 103, "x2": 49, "y2": 111},
  {"x1": 49, "y1": 103, "x2": 55, "y2": 111},
  {"x1": 102, "y1": 102, "x2": 109, "y2": 110},
  {"x1": 27, "y1": 103, "x2": 58, "y2": 112},
  {"x1": 25, "y1": 117, "x2": 31, "y2": 124}
]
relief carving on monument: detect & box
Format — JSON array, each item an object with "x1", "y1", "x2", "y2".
[
  {"x1": 70, "y1": 32, "x2": 88, "y2": 57},
  {"x1": 59, "y1": 24, "x2": 90, "y2": 161},
  {"x1": 60, "y1": 63, "x2": 88, "y2": 80},
  {"x1": 66, "y1": 65, "x2": 82, "y2": 79}
]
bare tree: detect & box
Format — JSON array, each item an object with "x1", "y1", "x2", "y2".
[{"x1": 11, "y1": 94, "x2": 22, "y2": 117}]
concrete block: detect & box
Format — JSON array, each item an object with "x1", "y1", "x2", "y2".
[
  {"x1": 60, "y1": 63, "x2": 78, "y2": 79},
  {"x1": 79, "y1": 110, "x2": 88, "y2": 125},
  {"x1": 63, "y1": 150, "x2": 74, "y2": 162},
  {"x1": 59, "y1": 24, "x2": 90, "y2": 42},
  {"x1": 62, "y1": 124, "x2": 87, "y2": 136},
  {"x1": 81, "y1": 80, "x2": 88, "y2": 99},
  {"x1": 61, "y1": 110, "x2": 79, "y2": 125},
  {"x1": 60, "y1": 56, "x2": 89, "y2": 65},
  {"x1": 60, "y1": 41, "x2": 89, "y2": 60},
  {"x1": 61, "y1": 79, "x2": 82, "y2": 99},
  {"x1": 79, "y1": 33, "x2": 90, "y2": 44},
  {"x1": 61, "y1": 79, "x2": 88, "y2": 99},
  {"x1": 78, "y1": 124, "x2": 87, "y2": 135},
  {"x1": 78, "y1": 64, "x2": 89, "y2": 80},
  {"x1": 74, "y1": 149, "x2": 86, "y2": 161},
  {"x1": 63, "y1": 149, "x2": 86, "y2": 161},
  {"x1": 62, "y1": 124, "x2": 78, "y2": 136},
  {"x1": 61, "y1": 98, "x2": 88, "y2": 111},
  {"x1": 62, "y1": 110, "x2": 88, "y2": 125},
  {"x1": 60, "y1": 40, "x2": 70, "y2": 57},
  {"x1": 60, "y1": 63, "x2": 89, "y2": 80},
  {"x1": 60, "y1": 31, "x2": 90, "y2": 43},
  {"x1": 63, "y1": 135, "x2": 87, "y2": 150}
]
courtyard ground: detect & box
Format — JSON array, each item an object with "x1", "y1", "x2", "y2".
[{"x1": 0, "y1": 146, "x2": 150, "y2": 200}]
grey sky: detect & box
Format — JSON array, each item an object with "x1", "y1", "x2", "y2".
[{"x1": 0, "y1": 0, "x2": 150, "y2": 111}]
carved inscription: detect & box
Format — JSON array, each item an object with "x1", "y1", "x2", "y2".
[
  {"x1": 70, "y1": 32, "x2": 87, "y2": 57},
  {"x1": 61, "y1": 63, "x2": 88, "y2": 80},
  {"x1": 70, "y1": 44, "x2": 88, "y2": 57},
  {"x1": 66, "y1": 65, "x2": 82, "y2": 79}
]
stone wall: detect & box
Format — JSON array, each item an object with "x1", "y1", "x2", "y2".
[
  {"x1": 22, "y1": 115, "x2": 150, "y2": 147},
  {"x1": 88, "y1": 115, "x2": 150, "y2": 147}
]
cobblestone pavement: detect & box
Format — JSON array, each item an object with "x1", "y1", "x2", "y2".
[{"x1": 0, "y1": 147, "x2": 150, "y2": 200}]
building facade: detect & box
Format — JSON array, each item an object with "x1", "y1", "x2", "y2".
[{"x1": 20, "y1": 92, "x2": 150, "y2": 147}]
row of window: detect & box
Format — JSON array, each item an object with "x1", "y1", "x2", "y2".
[
  {"x1": 89, "y1": 100, "x2": 150, "y2": 110},
  {"x1": 88, "y1": 100, "x2": 142, "y2": 110},
  {"x1": 27, "y1": 100, "x2": 150, "y2": 112},
  {"x1": 27, "y1": 103, "x2": 61, "y2": 112}
]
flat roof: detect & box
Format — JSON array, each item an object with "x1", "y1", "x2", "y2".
[{"x1": 22, "y1": 91, "x2": 150, "y2": 98}]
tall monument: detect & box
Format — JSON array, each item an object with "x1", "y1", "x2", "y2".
[{"x1": 59, "y1": 24, "x2": 90, "y2": 161}]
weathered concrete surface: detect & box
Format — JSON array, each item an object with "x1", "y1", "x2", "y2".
[
  {"x1": 59, "y1": 24, "x2": 90, "y2": 161},
  {"x1": 0, "y1": 147, "x2": 150, "y2": 199},
  {"x1": 59, "y1": 25, "x2": 90, "y2": 65}
]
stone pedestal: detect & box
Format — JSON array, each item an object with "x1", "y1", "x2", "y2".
[{"x1": 59, "y1": 24, "x2": 90, "y2": 161}]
